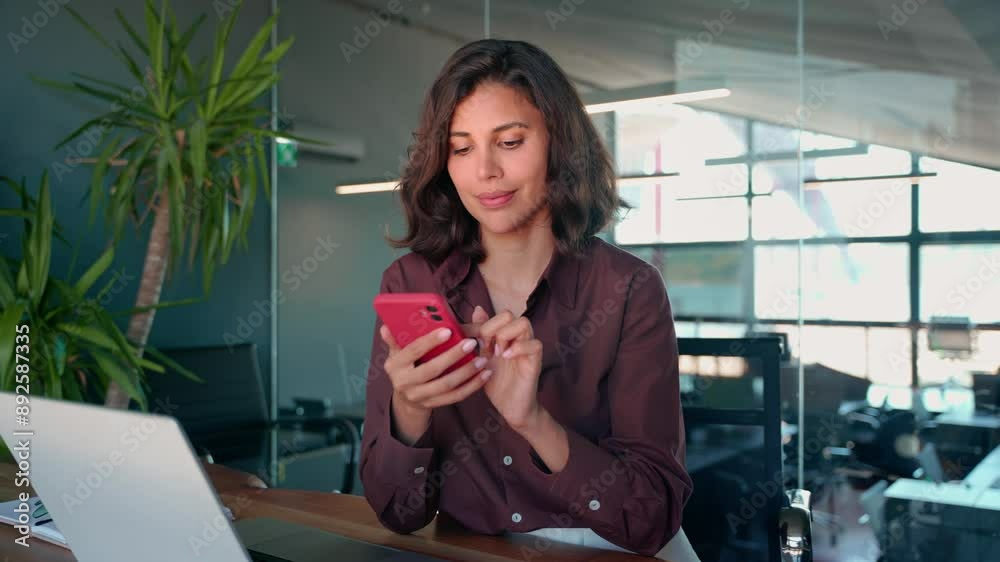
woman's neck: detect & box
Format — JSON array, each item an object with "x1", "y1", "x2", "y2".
[{"x1": 477, "y1": 218, "x2": 556, "y2": 296}]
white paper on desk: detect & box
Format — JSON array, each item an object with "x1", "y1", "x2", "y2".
[{"x1": 0, "y1": 496, "x2": 69, "y2": 548}]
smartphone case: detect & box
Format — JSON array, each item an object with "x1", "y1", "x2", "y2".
[{"x1": 372, "y1": 293, "x2": 476, "y2": 375}]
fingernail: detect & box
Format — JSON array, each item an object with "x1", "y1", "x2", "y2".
[
  {"x1": 462, "y1": 338, "x2": 477, "y2": 352},
  {"x1": 474, "y1": 357, "x2": 487, "y2": 369},
  {"x1": 502, "y1": 348, "x2": 513, "y2": 359},
  {"x1": 480, "y1": 369, "x2": 493, "y2": 380},
  {"x1": 438, "y1": 328, "x2": 452, "y2": 340}
]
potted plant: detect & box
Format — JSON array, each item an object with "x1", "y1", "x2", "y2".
[
  {"x1": 0, "y1": 174, "x2": 199, "y2": 461},
  {"x1": 35, "y1": 1, "x2": 295, "y2": 408}
]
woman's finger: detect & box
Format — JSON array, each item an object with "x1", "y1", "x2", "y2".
[
  {"x1": 494, "y1": 316, "x2": 532, "y2": 355},
  {"x1": 420, "y1": 368, "x2": 493, "y2": 409},
  {"x1": 479, "y1": 309, "x2": 517, "y2": 355},
  {"x1": 500, "y1": 339, "x2": 543, "y2": 360},
  {"x1": 407, "y1": 355, "x2": 488, "y2": 403},
  {"x1": 380, "y1": 324, "x2": 400, "y2": 353}
]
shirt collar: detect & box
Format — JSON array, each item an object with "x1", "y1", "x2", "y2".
[{"x1": 433, "y1": 244, "x2": 581, "y2": 310}]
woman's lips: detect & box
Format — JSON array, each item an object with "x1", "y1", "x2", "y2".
[{"x1": 478, "y1": 190, "x2": 516, "y2": 208}]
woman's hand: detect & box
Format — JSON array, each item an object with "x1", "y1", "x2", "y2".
[
  {"x1": 380, "y1": 324, "x2": 492, "y2": 444},
  {"x1": 466, "y1": 305, "x2": 544, "y2": 432}
]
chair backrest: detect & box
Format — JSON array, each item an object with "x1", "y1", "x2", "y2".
[
  {"x1": 143, "y1": 343, "x2": 269, "y2": 463},
  {"x1": 678, "y1": 336, "x2": 784, "y2": 562}
]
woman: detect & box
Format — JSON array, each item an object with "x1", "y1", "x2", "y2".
[{"x1": 361, "y1": 39, "x2": 696, "y2": 561}]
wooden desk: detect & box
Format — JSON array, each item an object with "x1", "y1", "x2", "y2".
[{"x1": 0, "y1": 463, "x2": 658, "y2": 561}]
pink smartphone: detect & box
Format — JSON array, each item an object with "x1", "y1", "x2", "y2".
[{"x1": 373, "y1": 292, "x2": 477, "y2": 375}]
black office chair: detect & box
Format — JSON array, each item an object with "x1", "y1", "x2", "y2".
[
  {"x1": 140, "y1": 343, "x2": 360, "y2": 493},
  {"x1": 678, "y1": 336, "x2": 813, "y2": 562}
]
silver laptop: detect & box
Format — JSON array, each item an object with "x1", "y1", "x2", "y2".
[{"x1": 0, "y1": 392, "x2": 442, "y2": 562}]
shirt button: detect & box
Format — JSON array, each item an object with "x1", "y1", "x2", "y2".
[
  {"x1": 503, "y1": 455, "x2": 513, "y2": 466},
  {"x1": 511, "y1": 512, "x2": 522, "y2": 523},
  {"x1": 588, "y1": 499, "x2": 601, "y2": 511},
  {"x1": 413, "y1": 466, "x2": 425, "y2": 474}
]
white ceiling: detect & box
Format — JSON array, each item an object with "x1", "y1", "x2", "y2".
[{"x1": 334, "y1": 0, "x2": 1000, "y2": 169}]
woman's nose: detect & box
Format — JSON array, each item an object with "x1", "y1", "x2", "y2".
[{"x1": 476, "y1": 148, "x2": 502, "y2": 181}]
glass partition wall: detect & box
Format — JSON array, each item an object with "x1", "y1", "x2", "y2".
[{"x1": 275, "y1": 1, "x2": 999, "y2": 561}]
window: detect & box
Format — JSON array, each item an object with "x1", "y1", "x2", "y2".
[
  {"x1": 615, "y1": 179, "x2": 749, "y2": 243},
  {"x1": 918, "y1": 157, "x2": 1000, "y2": 233},
  {"x1": 608, "y1": 109, "x2": 1000, "y2": 388},
  {"x1": 920, "y1": 244, "x2": 1000, "y2": 323},
  {"x1": 754, "y1": 243, "x2": 909, "y2": 322},
  {"x1": 752, "y1": 146, "x2": 914, "y2": 240},
  {"x1": 752, "y1": 121, "x2": 857, "y2": 155},
  {"x1": 917, "y1": 330, "x2": 1000, "y2": 386},
  {"x1": 660, "y1": 247, "x2": 746, "y2": 317},
  {"x1": 752, "y1": 172, "x2": 912, "y2": 239}
]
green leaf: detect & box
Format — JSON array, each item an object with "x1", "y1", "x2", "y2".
[
  {"x1": 15, "y1": 261, "x2": 29, "y2": 297},
  {"x1": 255, "y1": 134, "x2": 270, "y2": 201},
  {"x1": 45, "y1": 351, "x2": 62, "y2": 399},
  {"x1": 107, "y1": 296, "x2": 203, "y2": 317},
  {"x1": 145, "y1": 0, "x2": 166, "y2": 99},
  {"x1": 29, "y1": 75, "x2": 80, "y2": 93},
  {"x1": 144, "y1": 345, "x2": 204, "y2": 383},
  {"x1": 205, "y1": 2, "x2": 242, "y2": 118},
  {"x1": 217, "y1": 12, "x2": 278, "y2": 106},
  {"x1": 114, "y1": 8, "x2": 149, "y2": 56},
  {"x1": 88, "y1": 305, "x2": 142, "y2": 372},
  {"x1": 0, "y1": 258, "x2": 16, "y2": 306},
  {"x1": 189, "y1": 118, "x2": 207, "y2": 191},
  {"x1": 74, "y1": 247, "x2": 114, "y2": 295},
  {"x1": 137, "y1": 357, "x2": 165, "y2": 374},
  {"x1": 0, "y1": 209, "x2": 33, "y2": 219},
  {"x1": 64, "y1": 6, "x2": 118, "y2": 59},
  {"x1": 88, "y1": 135, "x2": 123, "y2": 228},
  {"x1": 92, "y1": 349, "x2": 146, "y2": 410},
  {"x1": 0, "y1": 303, "x2": 27, "y2": 389},
  {"x1": 70, "y1": 72, "x2": 134, "y2": 96},
  {"x1": 57, "y1": 323, "x2": 117, "y2": 352},
  {"x1": 29, "y1": 174, "x2": 54, "y2": 305},
  {"x1": 165, "y1": 13, "x2": 205, "y2": 90}
]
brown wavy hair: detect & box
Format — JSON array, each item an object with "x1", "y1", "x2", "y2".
[{"x1": 386, "y1": 39, "x2": 629, "y2": 266}]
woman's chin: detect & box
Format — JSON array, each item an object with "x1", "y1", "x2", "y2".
[{"x1": 478, "y1": 215, "x2": 523, "y2": 236}]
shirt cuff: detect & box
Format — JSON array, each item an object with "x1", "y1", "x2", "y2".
[
  {"x1": 372, "y1": 399, "x2": 437, "y2": 486},
  {"x1": 521, "y1": 428, "x2": 624, "y2": 518}
]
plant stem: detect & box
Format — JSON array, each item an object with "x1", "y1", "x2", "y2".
[{"x1": 103, "y1": 192, "x2": 171, "y2": 409}]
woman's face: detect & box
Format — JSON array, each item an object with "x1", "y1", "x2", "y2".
[{"x1": 446, "y1": 82, "x2": 550, "y2": 236}]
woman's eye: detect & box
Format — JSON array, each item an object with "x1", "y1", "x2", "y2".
[
  {"x1": 452, "y1": 146, "x2": 471, "y2": 156},
  {"x1": 501, "y1": 139, "x2": 523, "y2": 149}
]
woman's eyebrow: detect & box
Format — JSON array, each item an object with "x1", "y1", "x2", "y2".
[{"x1": 449, "y1": 121, "x2": 529, "y2": 137}]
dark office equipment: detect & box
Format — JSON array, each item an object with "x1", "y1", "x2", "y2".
[
  {"x1": 746, "y1": 331, "x2": 791, "y2": 363},
  {"x1": 881, "y1": 445, "x2": 1000, "y2": 562},
  {"x1": 143, "y1": 344, "x2": 271, "y2": 469},
  {"x1": 927, "y1": 413, "x2": 1000, "y2": 479},
  {"x1": 778, "y1": 489, "x2": 813, "y2": 562},
  {"x1": 779, "y1": 363, "x2": 871, "y2": 417},
  {"x1": 915, "y1": 443, "x2": 946, "y2": 484},
  {"x1": 143, "y1": 344, "x2": 360, "y2": 493},
  {"x1": 927, "y1": 316, "x2": 975, "y2": 355},
  {"x1": 972, "y1": 373, "x2": 999, "y2": 413},
  {"x1": 678, "y1": 336, "x2": 806, "y2": 562}
]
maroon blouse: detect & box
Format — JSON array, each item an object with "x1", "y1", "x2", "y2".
[{"x1": 360, "y1": 236, "x2": 693, "y2": 556}]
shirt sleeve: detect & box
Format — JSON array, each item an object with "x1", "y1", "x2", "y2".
[
  {"x1": 360, "y1": 261, "x2": 441, "y2": 534},
  {"x1": 516, "y1": 263, "x2": 693, "y2": 556}
]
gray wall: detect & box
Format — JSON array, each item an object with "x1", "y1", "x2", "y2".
[
  {"x1": 0, "y1": 0, "x2": 490, "y2": 414},
  {"x1": 273, "y1": 1, "x2": 482, "y2": 410},
  {"x1": 0, "y1": 1, "x2": 274, "y2": 405}
]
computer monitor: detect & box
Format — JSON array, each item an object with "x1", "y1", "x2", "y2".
[{"x1": 972, "y1": 372, "x2": 999, "y2": 412}]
